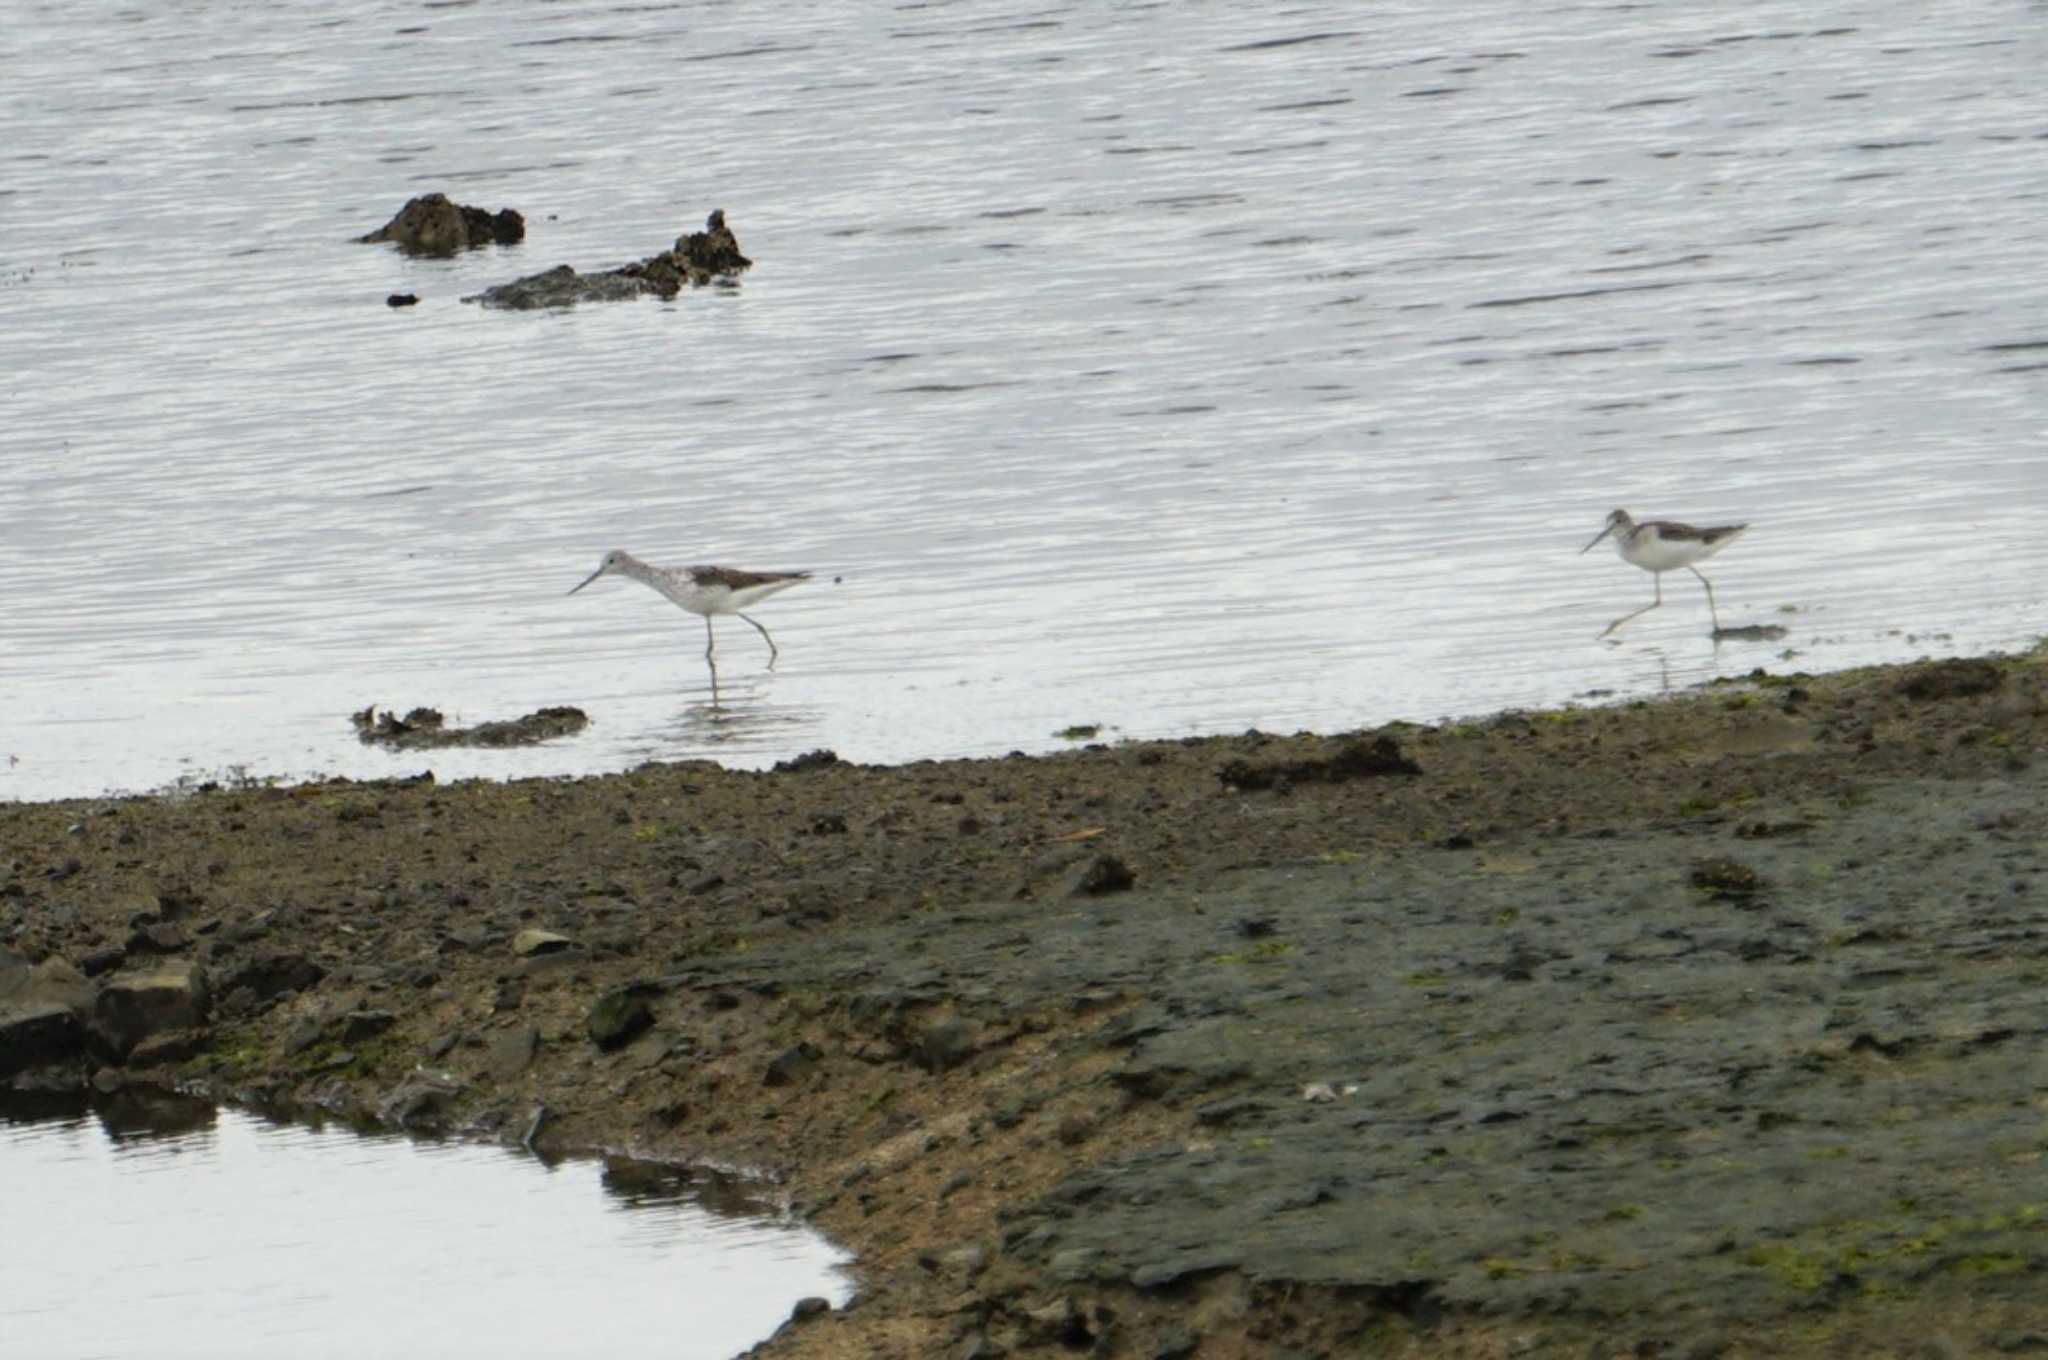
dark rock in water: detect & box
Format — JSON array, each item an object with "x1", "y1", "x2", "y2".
[
  {"x1": 788, "y1": 1296, "x2": 831, "y2": 1322},
  {"x1": 1017, "y1": 1296, "x2": 1091, "y2": 1349},
  {"x1": 351, "y1": 704, "x2": 588, "y2": 750},
  {"x1": 676, "y1": 208, "x2": 751, "y2": 274},
  {"x1": 600, "y1": 1154, "x2": 692, "y2": 1199},
  {"x1": 464, "y1": 209, "x2": 750, "y2": 310},
  {"x1": 1712, "y1": 623, "x2": 1789, "y2": 642},
  {"x1": 587, "y1": 984, "x2": 660, "y2": 1051},
  {"x1": 1217, "y1": 734, "x2": 1422, "y2": 790},
  {"x1": 358, "y1": 192, "x2": 525, "y2": 255},
  {"x1": 775, "y1": 748, "x2": 840, "y2": 774},
  {"x1": 386, "y1": 292, "x2": 419, "y2": 307},
  {"x1": 94, "y1": 959, "x2": 208, "y2": 1059},
  {"x1": 1897, "y1": 657, "x2": 2002, "y2": 701}
]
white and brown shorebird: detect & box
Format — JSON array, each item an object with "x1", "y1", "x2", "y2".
[
  {"x1": 568, "y1": 550, "x2": 811, "y2": 669},
  {"x1": 1580, "y1": 508, "x2": 1748, "y2": 637}
]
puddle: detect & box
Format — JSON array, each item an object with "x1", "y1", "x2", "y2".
[{"x1": 0, "y1": 1089, "x2": 851, "y2": 1360}]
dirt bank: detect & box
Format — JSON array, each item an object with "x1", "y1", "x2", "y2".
[{"x1": 4, "y1": 649, "x2": 2046, "y2": 1358}]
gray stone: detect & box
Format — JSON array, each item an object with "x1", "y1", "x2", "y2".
[
  {"x1": 378, "y1": 1070, "x2": 464, "y2": 1129},
  {"x1": 511, "y1": 928, "x2": 574, "y2": 958},
  {"x1": 1017, "y1": 1296, "x2": 1086, "y2": 1348},
  {"x1": 1049, "y1": 1247, "x2": 1105, "y2": 1283},
  {"x1": 126, "y1": 922, "x2": 189, "y2": 954},
  {"x1": 340, "y1": 1009, "x2": 395, "y2": 1043},
  {"x1": 127, "y1": 1027, "x2": 211, "y2": 1068},
  {"x1": 1153, "y1": 1329, "x2": 1200, "y2": 1360},
  {"x1": 764, "y1": 1041, "x2": 823, "y2": 1087},
  {"x1": 937, "y1": 1244, "x2": 989, "y2": 1277},
  {"x1": 487, "y1": 1025, "x2": 539, "y2": 1078},
  {"x1": 919, "y1": 1017, "x2": 977, "y2": 1073},
  {"x1": 788, "y1": 1296, "x2": 830, "y2": 1322},
  {"x1": 587, "y1": 985, "x2": 658, "y2": 1051},
  {"x1": 215, "y1": 952, "x2": 324, "y2": 1010},
  {"x1": 79, "y1": 946, "x2": 127, "y2": 977},
  {"x1": 0, "y1": 1003, "x2": 86, "y2": 1077},
  {"x1": 94, "y1": 959, "x2": 208, "y2": 1059},
  {"x1": 282, "y1": 1014, "x2": 328, "y2": 1055}
]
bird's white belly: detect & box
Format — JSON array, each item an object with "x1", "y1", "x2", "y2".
[
  {"x1": 656, "y1": 583, "x2": 726, "y2": 616},
  {"x1": 1620, "y1": 534, "x2": 1708, "y2": 573}
]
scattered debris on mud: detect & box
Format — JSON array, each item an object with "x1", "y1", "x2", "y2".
[
  {"x1": 1216, "y1": 732, "x2": 1422, "y2": 789},
  {"x1": 349, "y1": 704, "x2": 588, "y2": 749}
]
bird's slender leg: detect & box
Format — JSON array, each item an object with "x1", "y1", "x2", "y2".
[
  {"x1": 1688, "y1": 566, "x2": 1722, "y2": 633},
  {"x1": 702, "y1": 618, "x2": 722, "y2": 706},
  {"x1": 1600, "y1": 573, "x2": 1663, "y2": 638},
  {"x1": 738, "y1": 611, "x2": 780, "y2": 667}
]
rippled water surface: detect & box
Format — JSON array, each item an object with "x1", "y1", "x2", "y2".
[
  {"x1": 3, "y1": 1, "x2": 2044, "y2": 800},
  {"x1": 0, "y1": 1092, "x2": 850, "y2": 1360}
]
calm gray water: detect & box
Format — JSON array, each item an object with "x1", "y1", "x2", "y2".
[
  {"x1": 0, "y1": 1093, "x2": 850, "y2": 1360},
  {"x1": 3, "y1": 1, "x2": 2044, "y2": 801}
]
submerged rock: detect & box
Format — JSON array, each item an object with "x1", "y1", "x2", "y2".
[
  {"x1": 464, "y1": 209, "x2": 750, "y2": 310},
  {"x1": 351, "y1": 704, "x2": 588, "y2": 749},
  {"x1": 358, "y1": 192, "x2": 525, "y2": 255}
]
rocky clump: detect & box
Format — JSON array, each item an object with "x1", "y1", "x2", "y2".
[
  {"x1": 464, "y1": 209, "x2": 751, "y2": 310},
  {"x1": 1, "y1": 950, "x2": 211, "y2": 1075},
  {"x1": 1216, "y1": 733, "x2": 1421, "y2": 790},
  {"x1": 351, "y1": 705, "x2": 588, "y2": 749},
  {"x1": 357, "y1": 192, "x2": 525, "y2": 255}
]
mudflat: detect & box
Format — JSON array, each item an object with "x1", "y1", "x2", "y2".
[{"x1": 4, "y1": 649, "x2": 2044, "y2": 1358}]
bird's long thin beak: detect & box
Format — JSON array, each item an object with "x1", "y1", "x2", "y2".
[
  {"x1": 1579, "y1": 524, "x2": 1615, "y2": 555},
  {"x1": 567, "y1": 566, "x2": 605, "y2": 596}
]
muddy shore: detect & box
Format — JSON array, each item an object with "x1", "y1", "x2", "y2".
[{"x1": 5, "y1": 649, "x2": 2046, "y2": 1358}]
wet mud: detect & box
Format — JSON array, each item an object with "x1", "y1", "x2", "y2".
[{"x1": 4, "y1": 648, "x2": 2047, "y2": 1358}]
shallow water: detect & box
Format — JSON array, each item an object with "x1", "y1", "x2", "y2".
[
  {"x1": 0, "y1": 1091, "x2": 850, "y2": 1360},
  {"x1": 3, "y1": 1, "x2": 2044, "y2": 802}
]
